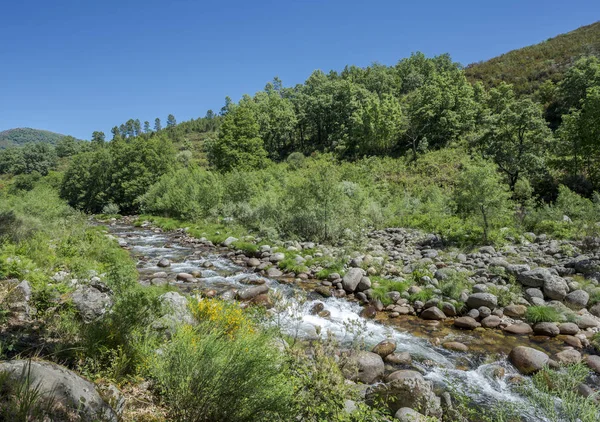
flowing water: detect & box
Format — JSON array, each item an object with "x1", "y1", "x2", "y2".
[{"x1": 106, "y1": 222, "x2": 590, "y2": 421}]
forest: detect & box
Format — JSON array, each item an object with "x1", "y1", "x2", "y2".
[{"x1": 2, "y1": 52, "x2": 599, "y2": 245}]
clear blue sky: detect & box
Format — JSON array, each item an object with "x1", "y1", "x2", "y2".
[{"x1": 1, "y1": 0, "x2": 599, "y2": 140}]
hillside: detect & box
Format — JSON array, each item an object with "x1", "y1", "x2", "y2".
[
  {"x1": 465, "y1": 21, "x2": 600, "y2": 94},
  {"x1": 0, "y1": 127, "x2": 68, "y2": 149}
]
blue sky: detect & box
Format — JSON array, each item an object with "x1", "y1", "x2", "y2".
[{"x1": 1, "y1": 0, "x2": 599, "y2": 140}]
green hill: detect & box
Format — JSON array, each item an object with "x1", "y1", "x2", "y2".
[
  {"x1": 465, "y1": 21, "x2": 600, "y2": 94},
  {"x1": 0, "y1": 128, "x2": 69, "y2": 149}
]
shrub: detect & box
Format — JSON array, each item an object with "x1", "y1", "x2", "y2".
[
  {"x1": 439, "y1": 271, "x2": 471, "y2": 301},
  {"x1": 145, "y1": 323, "x2": 294, "y2": 422},
  {"x1": 522, "y1": 363, "x2": 599, "y2": 422},
  {"x1": 525, "y1": 305, "x2": 562, "y2": 323},
  {"x1": 139, "y1": 166, "x2": 223, "y2": 220},
  {"x1": 101, "y1": 202, "x2": 120, "y2": 215},
  {"x1": 288, "y1": 337, "x2": 388, "y2": 421}
]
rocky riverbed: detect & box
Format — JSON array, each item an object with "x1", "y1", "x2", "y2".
[
  {"x1": 100, "y1": 217, "x2": 600, "y2": 419},
  {"x1": 6, "y1": 216, "x2": 597, "y2": 420}
]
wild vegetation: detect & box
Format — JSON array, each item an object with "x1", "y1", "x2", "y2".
[
  {"x1": 0, "y1": 128, "x2": 70, "y2": 149},
  {"x1": 1, "y1": 23, "x2": 600, "y2": 422},
  {"x1": 465, "y1": 21, "x2": 600, "y2": 95}
]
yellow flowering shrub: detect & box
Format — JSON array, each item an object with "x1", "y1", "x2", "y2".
[{"x1": 192, "y1": 298, "x2": 253, "y2": 337}]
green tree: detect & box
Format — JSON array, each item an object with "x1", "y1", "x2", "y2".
[
  {"x1": 110, "y1": 126, "x2": 120, "y2": 140},
  {"x1": 207, "y1": 99, "x2": 269, "y2": 171},
  {"x1": 134, "y1": 119, "x2": 142, "y2": 136},
  {"x1": 557, "y1": 56, "x2": 600, "y2": 112},
  {"x1": 557, "y1": 86, "x2": 600, "y2": 187},
  {"x1": 0, "y1": 148, "x2": 24, "y2": 174},
  {"x1": 167, "y1": 114, "x2": 177, "y2": 128},
  {"x1": 154, "y1": 118, "x2": 162, "y2": 131},
  {"x1": 254, "y1": 82, "x2": 298, "y2": 160},
  {"x1": 474, "y1": 83, "x2": 552, "y2": 190},
  {"x1": 220, "y1": 96, "x2": 233, "y2": 116},
  {"x1": 454, "y1": 160, "x2": 512, "y2": 243},
  {"x1": 55, "y1": 135, "x2": 81, "y2": 157},
  {"x1": 91, "y1": 131, "x2": 106, "y2": 148},
  {"x1": 348, "y1": 92, "x2": 405, "y2": 157},
  {"x1": 404, "y1": 68, "x2": 475, "y2": 158},
  {"x1": 15, "y1": 143, "x2": 57, "y2": 176},
  {"x1": 60, "y1": 149, "x2": 113, "y2": 211}
]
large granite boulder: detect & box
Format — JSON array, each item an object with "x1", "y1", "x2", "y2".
[{"x1": 0, "y1": 360, "x2": 117, "y2": 421}]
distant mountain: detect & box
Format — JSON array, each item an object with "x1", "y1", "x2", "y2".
[
  {"x1": 465, "y1": 21, "x2": 600, "y2": 95},
  {"x1": 0, "y1": 128, "x2": 69, "y2": 149}
]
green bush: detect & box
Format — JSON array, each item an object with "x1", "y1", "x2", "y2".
[
  {"x1": 525, "y1": 305, "x2": 562, "y2": 323},
  {"x1": 523, "y1": 363, "x2": 599, "y2": 422},
  {"x1": 145, "y1": 323, "x2": 295, "y2": 422},
  {"x1": 140, "y1": 166, "x2": 223, "y2": 220}
]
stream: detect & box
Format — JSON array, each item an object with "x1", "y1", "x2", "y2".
[{"x1": 106, "y1": 221, "x2": 581, "y2": 421}]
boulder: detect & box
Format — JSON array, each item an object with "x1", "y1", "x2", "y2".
[
  {"x1": 395, "y1": 408, "x2": 429, "y2": 422},
  {"x1": 266, "y1": 267, "x2": 283, "y2": 278},
  {"x1": 555, "y1": 349, "x2": 581, "y2": 365},
  {"x1": 365, "y1": 373, "x2": 442, "y2": 417},
  {"x1": 176, "y1": 272, "x2": 194, "y2": 282},
  {"x1": 590, "y1": 302, "x2": 600, "y2": 318},
  {"x1": 466, "y1": 293, "x2": 497, "y2": 309},
  {"x1": 443, "y1": 341, "x2": 468, "y2": 352},
  {"x1": 357, "y1": 276, "x2": 372, "y2": 292},
  {"x1": 503, "y1": 304, "x2": 527, "y2": 318},
  {"x1": 543, "y1": 276, "x2": 569, "y2": 301},
  {"x1": 157, "y1": 258, "x2": 171, "y2": 267},
  {"x1": 71, "y1": 285, "x2": 112, "y2": 323},
  {"x1": 518, "y1": 268, "x2": 553, "y2": 288},
  {"x1": 421, "y1": 306, "x2": 446, "y2": 320},
  {"x1": 507, "y1": 264, "x2": 530, "y2": 277},
  {"x1": 154, "y1": 291, "x2": 195, "y2": 335},
  {"x1": 576, "y1": 315, "x2": 599, "y2": 329},
  {"x1": 0, "y1": 360, "x2": 117, "y2": 421},
  {"x1": 270, "y1": 252, "x2": 286, "y2": 262},
  {"x1": 533, "y1": 322, "x2": 559, "y2": 337},
  {"x1": 503, "y1": 323, "x2": 533, "y2": 335},
  {"x1": 342, "y1": 351, "x2": 384, "y2": 384},
  {"x1": 573, "y1": 259, "x2": 600, "y2": 275},
  {"x1": 222, "y1": 236, "x2": 238, "y2": 247},
  {"x1": 584, "y1": 355, "x2": 600, "y2": 374},
  {"x1": 558, "y1": 322, "x2": 580, "y2": 335},
  {"x1": 237, "y1": 285, "x2": 269, "y2": 300},
  {"x1": 372, "y1": 340, "x2": 396, "y2": 358},
  {"x1": 564, "y1": 290, "x2": 589, "y2": 310},
  {"x1": 481, "y1": 315, "x2": 502, "y2": 328},
  {"x1": 247, "y1": 258, "x2": 261, "y2": 267},
  {"x1": 385, "y1": 352, "x2": 412, "y2": 365},
  {"x1": 509, "y1": 346, "x2": 549, "y2": 375},
  {"x1": 441, "y1": 302, "x2": 456, "y2": 317},
  {"x1": 387, "y1": 369, "x2": 423, "y2": 382},
  {"x1": 342, "y1": 268, "x2": 364, "y2": 292},
  {"x1": 478, "y1": 306, "x2": 492, "y2": 319},
  {"x1": 454, "y1": 316, "x2": 480, "y2": 330}
]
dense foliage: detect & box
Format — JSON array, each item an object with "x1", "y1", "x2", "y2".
[
  {"x1": 3, "y1": 30, "x2": 600, "y2": 247},
  {"x1": 0, "y1": 128, "x2": 69, "y2": 149},
  {"x1": 465, "y1": 21, "x2": 600, "y2": 95}
]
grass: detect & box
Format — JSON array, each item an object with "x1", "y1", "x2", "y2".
[
  {"x1": 522, "y1": 363, "x2": 599, "y2": 422},
  {"x1": 525, "y1": 306, "x2": 563, "y2": 323},
  {"x1": 439, "y1": 271, "x2": 472, "y2": 301},
  {"x1": 137, "y1": 214, "x2": 248, "y2": 246},
  {"x1": 278, "y1": 257, "x2": 309, "y2": 274},
  {"x1": 370, "y1": 276, "x2": 410, "y2": 306},
  {"x1": 487, "y1": 277, "x2": 523, "y2": 307},
  {"x1": 409, "y1": 288, "x2": 436, "y2": 303}
]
